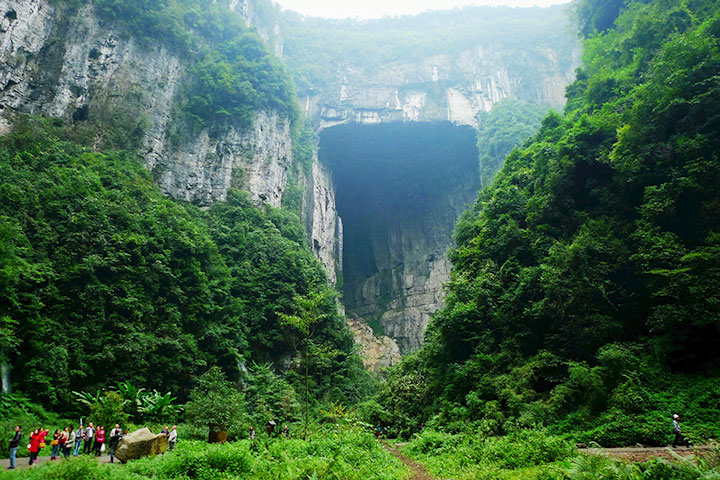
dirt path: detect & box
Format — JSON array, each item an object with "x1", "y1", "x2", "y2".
[
  {"x1": 580, "y1": 445, "x2": 716, "y2": 462},
  {"x1": 381, "y1": 440, "x2": 435, "y2": 480},
  {"x1": 0, "y1": 454, "x2": 118, "y2": 471}
]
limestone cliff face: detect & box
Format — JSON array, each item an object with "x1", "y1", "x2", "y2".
[
  {"x1": 301, "y1": 156, "x2": 342, "y2": 283},
  {"x1": 339, "y1": 163, "x2": 479, "y2": 353},
  {"x1": 302, "y1": 44, "x2": 576, "y2": 130},
  {"x1": 0, "y1": 0, "x2": 291, "y2": 207}
]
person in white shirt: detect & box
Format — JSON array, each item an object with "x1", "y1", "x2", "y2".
[
  {"x1": 83, "y1": 423, "x2": 95, "y2": 455},
  {"x1": 168, "y1": 425, "x2": 178, "y2": 451},
  {"x1": 672, "y1": 414, "x2": 690, "y2": 448}
]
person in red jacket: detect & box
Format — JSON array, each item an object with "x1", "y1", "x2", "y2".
[
  {"x1": 94, "y1": 426, "x2": 106, "y2": 456},
  {"x1": 28, "y1": 429, "x2": 41, "y2": 465}
]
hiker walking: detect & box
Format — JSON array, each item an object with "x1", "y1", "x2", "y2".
[
  {"x1": 249, "y1": 426, "x2": 256, "y2": 442},
  {"x1": 108, "y1": 424, "x2": 123, "y2": 463},
  {"x1": 168, "y1": 425, "x2": 178, "y2": 451},
  {"x1": 7, "y1": 425, "x2": 21, "y2": 469},
  {"x1": 672, "y1": 414, "x2": 690, "y2": 448}
]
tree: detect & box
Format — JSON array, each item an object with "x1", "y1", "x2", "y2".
[
  {"x1": 245, "y1": 363, "x2": 300, "y2": 427},
  {"x1": 279, "y1": 287, "x2": 335, "y2": 439},
  {"x1": 184, "y1": 367, "x2": 246, "y2": 442}
]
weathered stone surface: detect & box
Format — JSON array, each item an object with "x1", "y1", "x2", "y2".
[
  {"x1": 0, "y1": 0, "x2": 577, "y2": 363},
  {"x1": 342, "y1": 189, "x2": 474, "y2": 353},
  {"x1": 0, "y1": 0, "x2": 292, "y2": 207},
  {"x1": 348, "y1": 316, "x2": 401, "y2": 373},
  {"x1": 298, "y1": 20, "x2": 578, "y2": 356},
  {"x1": 300, "y1": 44, "x2": 578, "y2": 130},
  {"x1": 114, "y1": 428, "x2": 168, "y2": 463},
  {"x1": 301, "y1": 156, "x2": 342, "y2": 282}
]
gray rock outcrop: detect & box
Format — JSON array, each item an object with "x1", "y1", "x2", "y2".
[
  {"x1": 301, "y1": 44, "x2": 576, "y2": 130},
  {"x1": 0, "y1": 0, "x2": 292, "y2": 207},
  {"x1": 348, "y1": 316, "x2": 401, "y2": 373}
]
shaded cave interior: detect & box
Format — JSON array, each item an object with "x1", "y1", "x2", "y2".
[{"x1": 318, "y1": 122, "x2": 480, "y2": 352}]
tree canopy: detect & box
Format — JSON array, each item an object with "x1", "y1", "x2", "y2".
[{"x1": 379, "y1": 0, "x2": 720, "y2": 444}]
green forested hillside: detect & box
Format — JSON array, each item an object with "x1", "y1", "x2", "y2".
[
  {"x1": 476, "y1": 99, "x2": 549, "y2": 189},
  {"x1": 0, "y1": 117, "x2": 368, "y2": 411},
  {"x1": 378, "y1": 0, "x2": 720, "y2": 445},
  {"x1": 281, "y1": 5, "x2": 575, "y2": 92}
]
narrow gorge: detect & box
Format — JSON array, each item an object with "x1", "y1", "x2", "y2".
[
  {"x1": 290, "y1": 6, "x2": 578, "y2": 369},
  {"x1": 0, "y1": 0, "x2": 578, "y2": 372}
]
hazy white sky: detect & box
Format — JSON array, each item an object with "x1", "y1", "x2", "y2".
[{"x1": 274, "y1": 0, "x2": 572, "y2": 19}]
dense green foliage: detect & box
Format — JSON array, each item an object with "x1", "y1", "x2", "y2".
[
  {"x1": 404, "y1": 429, "x2": 575, "y2": 480},
  {"x1": 403, "y1": 429, "x2": 720, "y2": 480},
  {"x1": 1, "y1": 429, "x2": 408, "y2": 480},
  {"x1": 379, "y1": 0, "x2": 720, "y2": 445},
  {"x1": 281, "y1": 5, "x2": 576, "y2": 92},
  {"x1": 83, "y1": 0, "x2": 298, "y2": 128},
  {"x1": 0, "y1": 117, "x2": 369, "y2": 413},
  {"x1": 476, "y1": 99, "x2": 549, "y2": 189}
]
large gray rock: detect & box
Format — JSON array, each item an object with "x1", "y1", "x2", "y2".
[{"x1": 114, "y1": 428, "x2": 168, "y2": 463}]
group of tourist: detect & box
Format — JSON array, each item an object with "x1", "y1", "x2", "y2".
[{"x1": 6, "y1": 423, "x2": 126, "y2": 469}]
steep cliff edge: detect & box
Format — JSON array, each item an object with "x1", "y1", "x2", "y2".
[
  {"x1": 286, "y1": 7, "x2": 579, "y2": 357},
  {"x1": 303, "y1": 44, "x2": 573, "y2": 129},
  {"x1": 0, "y1": 0, "x2": 580, "y2": 369},
  {"x1": 0, "y1": 0, "x2": 292, "y2": 207},
  {"x1": 283, "y1": 5, "x2": 578, "y2": 128}
]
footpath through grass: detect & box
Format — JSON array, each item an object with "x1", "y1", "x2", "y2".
[{"x1": 402, "y1": 429, "x2": 720, "y2": 480}]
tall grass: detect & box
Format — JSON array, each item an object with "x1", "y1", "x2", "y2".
[
  {"x1": 1, "y1": 428, "x2": 409, "y2": 480},
  {"x1": 403, "y1": 428, "x2": 574, "y2": 480}
]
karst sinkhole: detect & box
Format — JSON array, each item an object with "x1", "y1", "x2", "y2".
[{"x1": 318, "y1": 122, "x2": 480, "y2": 352}]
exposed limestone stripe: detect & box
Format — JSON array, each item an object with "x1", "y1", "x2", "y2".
[{"x1": 348, "y1": 317, "x2": 401, "y2": 373}]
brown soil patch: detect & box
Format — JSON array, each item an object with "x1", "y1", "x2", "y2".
[
  {"x1": 580, "y1": 445, "x2": 717, "y2": 463},
  {"x1": 381, "y1": 440, "x2": 435, "y2": 480}
]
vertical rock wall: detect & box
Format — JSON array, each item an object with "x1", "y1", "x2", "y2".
[
  {"x1": 0, "y1": 0, "x2": 292, "y2": 207},
  {"x1": 303, "y1": 44, "x2": 577, "y2": 130}
]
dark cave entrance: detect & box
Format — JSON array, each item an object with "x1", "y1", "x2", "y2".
[{"x1": 318, "y1": 122, "x2": 480, "y2": 352}]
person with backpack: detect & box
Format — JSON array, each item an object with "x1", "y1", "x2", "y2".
[{"x1": 7, "y1": 425, "x2": 21, "y2": 469}]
